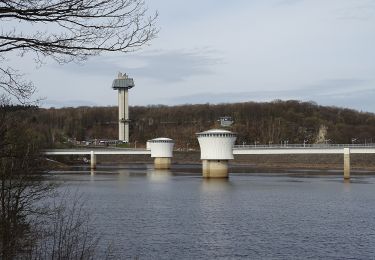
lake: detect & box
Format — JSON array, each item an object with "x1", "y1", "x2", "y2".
[{"x1": 51, "y1": 164, "x2": 375, "y2": 259}]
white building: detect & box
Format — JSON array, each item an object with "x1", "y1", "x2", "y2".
[
  {"x1": 148, "y1": 138, "x2": 175, "y2": 169},
  {"x1": 196, "y1": 129, "x2": 237, "y2": 178}
]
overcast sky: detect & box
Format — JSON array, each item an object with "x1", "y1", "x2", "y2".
[{"x1": 9, "y1": 0, "x2": 375, "y2": 112}]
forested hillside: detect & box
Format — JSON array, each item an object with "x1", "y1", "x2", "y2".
[{"x1": 35, "y1": 100, "x2": 375, "y2": 149}]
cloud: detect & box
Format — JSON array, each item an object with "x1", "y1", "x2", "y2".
[
  {"x1": 336, "y1": 0, "x2": 375, "y2": 20},
  {"x1": 275, "y1": 0, "x2": 305, "y2": 6},
  {"x1": 126, "y1": 48, "x2": 222, "y2": 82},
  {"x1": 302, "y1": 79, "x2": 371, "y2": 96},
  {"x1": 52, "y1": 48, "x2": 222, "y2": 83},
  {"x1": 164, "y1": 78, "x2": 375, "y2": 112}
]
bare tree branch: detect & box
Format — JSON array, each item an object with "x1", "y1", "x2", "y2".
[
  {"x1": 0, "y1": 0, "x2": 158, "y2": 101},
  {"x1": 0, "y1": 64, "x2": 35, "y2": 104}
]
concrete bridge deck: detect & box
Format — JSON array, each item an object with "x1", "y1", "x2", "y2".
[
  {"x1": 233, "y1": 144, "x2": 375, "y2": 155},
  {"x1": 233, "y1": 144, "x2": 375, "y2": 179},
  {"x1": 45, "y1": 148, "x2": 150, "y2": 155},
  {"x1": 45, "y1": 148, "x2": 150, "y2": 169}
]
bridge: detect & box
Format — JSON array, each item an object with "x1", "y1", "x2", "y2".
[
  {"x1": 233, "y1": 144, "x2": 375, "y2": 179},
  {"x1": 45, "y1": 138, "x2": 175, "y2": 170},
  {"x1": 45, "y1": 143, "x2": 375, "y2": 179},
  {"x1": 45, "y1": 148, "x2": 151, "y2": 169}
]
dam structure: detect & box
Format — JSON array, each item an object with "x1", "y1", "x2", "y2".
[
  {"x1": 233, "y1": 144, "x2": 375, "y2": 179},
  {"x1": 196, "y1": 129, "x2": 375, "y2": 179},
  {"x1": 46, "y1": 132, "x2": 375, "y2": 179},
  {"x1": 112, "y1": 72, "x2": 134, "y2": 143}
]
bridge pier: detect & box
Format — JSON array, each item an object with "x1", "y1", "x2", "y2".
[
  {"x1": 344, "y1": 148, "x2": 350, "y2": 180},
  {"x1": 90, "y1": 151, "x2": 96, "y2": 169}
]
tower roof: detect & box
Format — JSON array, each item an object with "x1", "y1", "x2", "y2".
[
  {"x1": 148, "y1": 137, "x2": 175, "y2": 143},
  {"x1": 112, "y1": 72, "x2": 135, "y2": 89},
  {"x1": 196, "y1": 129, "x2": 236, "y2": 137}
]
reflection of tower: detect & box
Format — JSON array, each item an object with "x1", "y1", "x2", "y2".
[{"x1": 112, "y1": 72, "x2": 135, "y2": 142}]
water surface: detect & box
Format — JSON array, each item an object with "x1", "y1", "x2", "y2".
[{"x1": 51, "y1": 165, "x2": 375, "y2": 259}]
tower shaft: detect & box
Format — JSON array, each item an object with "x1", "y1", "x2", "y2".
[{"x1": 118, "y1": 89, "x2": 129, "y2": 142}]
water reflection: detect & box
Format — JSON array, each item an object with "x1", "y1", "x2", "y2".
[
  {"x1": 343, "y1": 178, "x2": 351, "y2": 192},
  {"x1": 90, "y1": 169, "x2": 95, "y2": 181},
  {"x1": 48, "y1": 168, "x2": 375, "y2": 259},
  {"x1": 118, "y1": 169, "x2": 131, "y2": 180},
  {"x1": 147, "y1": 169, "x2": 172, "y2": 182},
  {"x1": 201, "y1": 178, "x2": 232, "y2": 193}
]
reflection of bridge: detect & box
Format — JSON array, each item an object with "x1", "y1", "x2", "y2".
[{"x1": 233, "y1": 144, "x2": 375, "y2": 179}]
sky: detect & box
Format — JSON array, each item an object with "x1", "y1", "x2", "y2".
[{"x1": 6, "y1": 0, "x2": 375, "y2": 112}]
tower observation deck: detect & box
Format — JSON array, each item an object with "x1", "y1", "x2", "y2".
[{"x1": 112, "y1": 72, "x2": 135, "y2": 142}]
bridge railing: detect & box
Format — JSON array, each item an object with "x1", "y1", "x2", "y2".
[
  {"x1": 44, "y1": 147, "x2": 149, "y2": 152},
  {"x1": 233, "y1": 143, "x2": 375, "y2": 149}
]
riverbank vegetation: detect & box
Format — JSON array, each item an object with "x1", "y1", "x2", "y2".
[{"x1": 0, "y1": 105, "x2": 108, "y2": 259}]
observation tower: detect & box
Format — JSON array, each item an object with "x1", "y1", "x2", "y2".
[{"x1": 112, "y1": 72, "x2": 134, "y2": 142}]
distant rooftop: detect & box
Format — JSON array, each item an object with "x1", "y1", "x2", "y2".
[
  {"x1": 218, "y1": 116, "x2": 234, "y2": 127},
  {"x1": 112, "y1": 72, "x2": 135, "y2": 89}
]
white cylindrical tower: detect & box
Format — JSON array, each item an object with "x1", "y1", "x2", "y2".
[
  {"x1": 149, "y1": 138, "x2": 175, "y2": 169},
  {"x1": 112, "y1": 72, "x2": 134, "y2": 143},
  {"x1": 148, "y1": 137, "x2": 174, "y2": 169},
  {"x1": 196, "y1": 129, "x2": 237, "y2": 178}
]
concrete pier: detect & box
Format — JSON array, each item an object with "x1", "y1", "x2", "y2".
[
  {"x1": 197, "y1": 129, "x2": 237, "y2": 178},
  {"x1": 90, "y1": 151, "x2": 96, "y2": 169},
  {"x1": 154, "y1": 157, "x2": 172, "y2": 169},
  {"x1": 344, "y1": 148, "x2": 350, "y2": 179},
  {"x1": 202, "y1": 160, "x2": 229, "y2": 178}
]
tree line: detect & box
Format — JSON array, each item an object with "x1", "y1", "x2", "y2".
[{"x1": 35, "y1": 100, "x2": 375, "y2": 149}]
